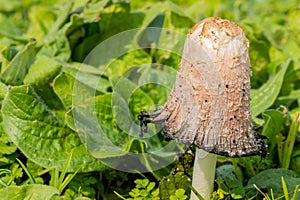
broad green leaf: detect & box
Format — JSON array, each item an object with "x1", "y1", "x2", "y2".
[
  {"x1": 67, "y1": 0, "x2": 110, "y2": 26},
  {"x1": 25, "y1": 5, "x2": 57, "y2": 42},
  {"x1": 158, "y1": 2, "x2": 193, "y2": 49},
  {"x1": 249, "y1": 39, "x2": 271, "y2": 88},
  {"x1": 215, "y1": 164, "x2": 245, "y2": 199},
  {"x1": 138, "y1": 65, "x2": 176, "y2": 105},
  {"x1": 53, "y1": 71, "x2": 111, "y2": 140},
  {"x1": 111, "y1": 73, "x2": 154, "y2": 136},
  {"x1": 0, "y1": 0, "x2": 32, "y2": 12},
  {"x1": 251, "y1": 60, "x2": 290, "y2": 117},
  {"x1": 74, "y1": 93, "x2": 129, "y2": 159},
  {"x1": 55, "y1": 71, "x2": 130, "y2": 159},
  {"x1": 24, "y1": 55, "x2": 62, "y2": 108},
  {"x1": 66, "y1": 0, "x2": 109, "y2": 32},
  {"x1": 23, "y1": 55, "x2": 61, "y2": 84},
  {"x1": 64, "y1": 0, "x2": 107, "y2": 61},
  {"x1": 53, "y1": 72, "x2": 128, "y2": 158},
  {"x1": 35, "y1": 0, "x2": 107, "y2": 62},
  {"x1": 63, "y1": 62, "x2": 103, "y2": 75},
  {"x1": 106, "y1": 49, "x2": 152, "y2": 77},
  {"x1": 36, "y1": 2, "x2": 72, "y2": 61},
  {"x1": 97, "y1": 2, "x2": 142, "y2": 40},
  {"x1": 262, "y1": 110, "x2": 284, "y2": 154},
  {"x1": 277, "y1": 90, "x2": 300, "y2": 109},
  {"x1": 2, "y1": 85, "x2": 106, "y2": 172},
  {"x1": 287, "y1": 8, "x2": 300, "y2": 46},
  {"x1": 53, "y1": 73, "x2": 76, "y2": 109},
  {"x1": 135, "y1": 1, "x2": 192, "y2": 59},
  {"x1": 0, "y1": 40, "x2": 36, "y2": 85},
  {"x1": 38, "y1": 29, "x2": 71, "y2": 61},
  {"x1": 0, "y1": 184, "x2": 59, "y2": 200},
  {"x1": 61, "y1": 65, "x2": 111, "y2": 94},
  {"x1": 247, "y1": 168, "x2": 300, "y2": 199},
  {"x1": 0, "y1": 14, "x2": 24, "y2": 41},
  {"x1": 290, "y1": 148, "x2": 300, "y2": 177},
  {"x1": 95, "y1": 94, "x2": 129, "y2": 146},
  {"x1": 0, "y1": 122, "x2": 17, "y2": 166},
  {"x1": 138, "y1": 1, "x2": 193, "y2": 31},
  {"x1": 285, "y1": 35, "x2": 300, "y2": 61},
  {"x1": 0, "y1": 81, "x2": 7, "y2": 101},
  {"x1": 269, "y1": 62, "x2": 300, "y2": 113},
  {"x1": 130, "y1": 0, "x2": 160, "y2": 10},
  {"x1": 72, "y1": 2, "x2": 143, "y2": 62}
]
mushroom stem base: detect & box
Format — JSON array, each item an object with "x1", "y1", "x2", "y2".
[{"x1": 191, "y1": 149, "x2": 217, "y2": 200}]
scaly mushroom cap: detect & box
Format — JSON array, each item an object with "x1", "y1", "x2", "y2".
[{"x1": 139, "y1": 17, "x2": 266, "y2": 157}]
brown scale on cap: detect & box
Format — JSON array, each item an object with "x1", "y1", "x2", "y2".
[{"x1": 138, "y1": 17, "x2": 267, "y2": 157}]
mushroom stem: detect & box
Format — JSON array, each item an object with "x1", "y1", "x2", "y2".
[{"x1": 190, "y1": 150, "x2": 216, "y2": 200}]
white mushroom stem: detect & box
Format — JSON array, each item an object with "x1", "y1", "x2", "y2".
[{"x1": 190, "y1": 150, "x2": 216, "y2": 200}]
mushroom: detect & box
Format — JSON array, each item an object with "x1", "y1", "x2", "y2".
[{"x1": 138, "y1": 17, "x2": 267, "y2": 199}]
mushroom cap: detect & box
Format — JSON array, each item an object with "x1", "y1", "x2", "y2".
[{"x1": 141, "y1": 17, "x2": 266, "y2": 157}]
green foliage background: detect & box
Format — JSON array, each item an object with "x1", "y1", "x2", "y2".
[{"x1": 0, "y1": 0, "x2": 300, "y2": 199}]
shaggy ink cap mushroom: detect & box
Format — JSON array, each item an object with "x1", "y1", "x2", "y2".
[{"x1": 138, "y1": 17, "x2": 267, "y2": 158}]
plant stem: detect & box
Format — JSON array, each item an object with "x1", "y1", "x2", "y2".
[
  {"x1": 190, "y1": 149, "x2": 217, "y2": 200},
  {"x1": 282, "y1": 112, "x2": 300, "y2": 168}
]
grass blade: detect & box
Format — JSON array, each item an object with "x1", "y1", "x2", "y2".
[
  {"x1": 51, "y1": 169, "x2": 59, "y2": 189},
  {"x1": 292, "y1": 185, "x2": 299, "y2": 200},
  {"x1": 16, "y1": 158, "x2": 35, "y2": 184},
  {"x1": 253, "y1": 184, "x2": 271, "y2": 200},
  {"x1": 59, "y1": 167, "x2": 82, "y2": 193},
  {"x1": 190, "y1": 186, "x2": 205, "y2": 200},
  {"x1": 58, "y1": 149, "x2": 74, "y2": 193},
  {"x1": 251, "y1": 60, "x2": 290, "y2": 117},
  {"x1": 270, "y1": 188, "x2": 275, "y2": 200},
  {"x1": 281, "y1": 176, "x2": 289, "y2": 200},
  {"x1": 113, "y1": 191, "x2": 127, "y2": 200}
]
